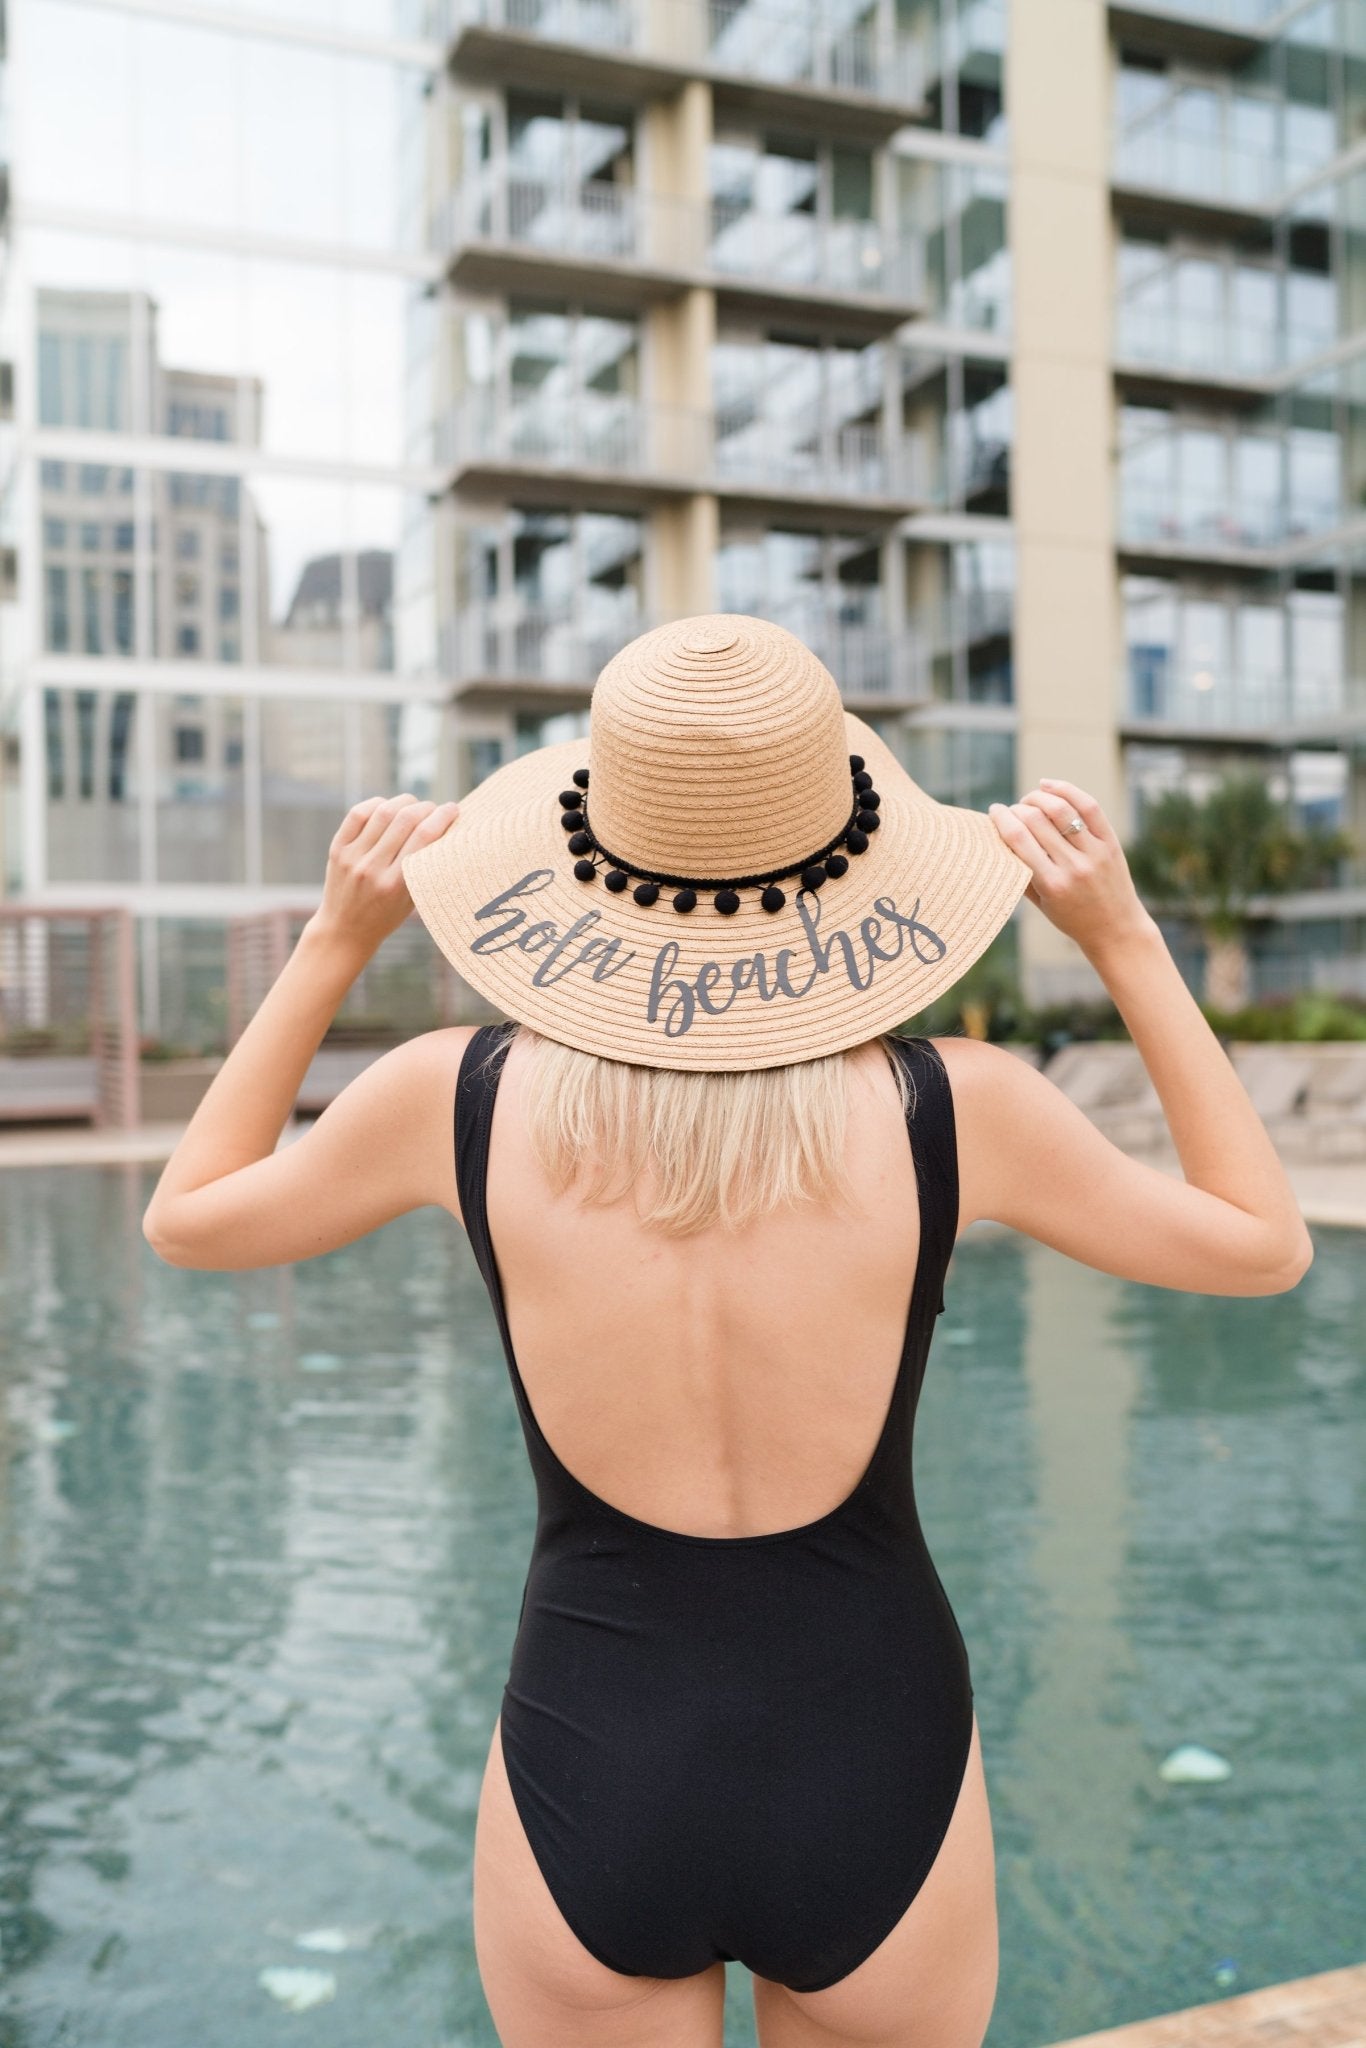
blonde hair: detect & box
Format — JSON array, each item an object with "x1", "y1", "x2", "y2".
[{"x1": 510, "y1": 1025, "x2": 914, "y2": 1237}]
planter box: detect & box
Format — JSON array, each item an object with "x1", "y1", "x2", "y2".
[{"x1": 139, "y1": 1058, "x2": 223, "y2": 1122}]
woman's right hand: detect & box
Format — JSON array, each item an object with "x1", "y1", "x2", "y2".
[
  {"x1": 309, "y1": 793, "x2": 460, "y2": 961},
  {"x1": 988, "y1": 777, "x2": 1158, "y2": 964}
]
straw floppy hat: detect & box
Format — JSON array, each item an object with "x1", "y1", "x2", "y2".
[{"x1": 403, "y1": 615, "x2": 1031, "y2": 1071}]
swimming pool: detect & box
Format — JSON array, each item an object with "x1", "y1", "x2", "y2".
[{"x1": 0, "y1": 1166, "x2": 1362, "y2": 2046}]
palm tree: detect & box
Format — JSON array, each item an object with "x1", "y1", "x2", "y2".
[{"x1": 1126, "y1": 772, "x2": 1353, "y2": 1011}]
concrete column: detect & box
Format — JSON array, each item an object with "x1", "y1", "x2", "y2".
[
  {"x1": 1007, "y1": 0, "x2": 1124, "y2": 1005},
  {"x1": 642, "y1": 79, "x2": 717, "y2": 620}
]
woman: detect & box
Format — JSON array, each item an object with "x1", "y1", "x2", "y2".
[{"x1": 143, "y1": 618, "x2": 1312, "y2": 2048}]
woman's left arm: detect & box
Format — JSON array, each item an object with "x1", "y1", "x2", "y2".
[{"x1": 142, "y1": 793, "x2": 469, "y2": 1271}]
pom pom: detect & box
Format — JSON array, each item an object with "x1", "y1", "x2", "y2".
[
  {"x1": 861, "y1": 789, "x2": 881, "y2": 810},
  {"x1": 856, "y1": 809, "x2": 881, "y2": 832},
  {"x1": 824, "y1": 853, "x2": 849, "y2": 879},
  {"x1": 846, "y1": 828, "x2": 869, "y2": 854},
  {"x1": 672, "y1": 888, "x2": 697, "y2": 913},
  {"x1": 800, "y1": 864, "x2": 826, "y2": 891},
  {"x1": 849, "y1": 753, "x2": 865, "y2": 773},
  {"x1": 560, "y1": 810, "x2": 583, "y2": 830},
  {"x1": 572, "y1": 767, "x2": 590, "y2": 789},
  {"x1": 633, "y1": 881, "x2": 660, "y2": 906},
  {"x1": 604, "y1": 869, "x2": 629, "y2": 892},
  {"x1": 568, "y1": 830, "x2": 593, "y2": 855},
  {"x1": 573, "y1": 858, "x2": 597, "y2": 881},
  {"x1": 853, "y1": 770, "x2": 873, "y2": 793},
  {"x1": 714, "y1": 889, "x2": 741, "y2": 915},
  {"x1": 760, "y1": 885, "x2": 786, "y2": 912},
  {"x1": 558, "y1": 788, "x2": 583, "y2": 809}
]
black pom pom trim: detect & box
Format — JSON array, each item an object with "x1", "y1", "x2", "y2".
[
  {"x1": 572, "y1": 767, "x2": 590, "y2": 789},
  {"x1": 567, "y1": 830, "x2": 592, "y2": 856},
  {"x1": 800, "y1": 865, "x2": 826, "y2": 891},
  {"x1": 846, "y1": 828, "x2": 870, "y2": 854},
  {"x1": 849, "y1": 754, "x2": 865, "y2": 773},
  {"x1": 761, "y1": 885, "x2": 786, "y2": 912},
  {"x1": 824, "y1": 853, "x2": 849, "y2": 879},
  {"x1": 604, "y1": 869, "x2": 629, "y2": 893},
  {"x1": 560, "y1": 810, "x2": 583, "y2": 830},
  {"x1": 558, "y1": 789, "x2": 583, "y2": 809},
  {"x1": 857, "y1": 810, "x2": 881, "y2": 833},
  {"x1": 860, "y1": 789, "x2": 881, "y2": 810},
  {"x1": 853, "y1": 770, "x2": 873, "y2": 793},
  {"x1": 633, "y1": 881, "x2": 660, "y2": 906},
  {"x1": 573, "y1": 858, "x2": 596, "y2": 881},
  {"x1": 673, "y1": 888, "x2": 697, "y2": 913},
  {"x1": 714, "y1": 889, "x2": 740, "y2": 915}
]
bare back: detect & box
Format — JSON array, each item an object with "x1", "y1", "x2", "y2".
[{"x1": 482, "y1": 1027, "x2": 929, "y2": 1542}]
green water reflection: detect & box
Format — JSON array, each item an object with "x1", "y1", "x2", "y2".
[{"x1": 0, "y1": 1168, "x2": 1361, "y2": 2046}]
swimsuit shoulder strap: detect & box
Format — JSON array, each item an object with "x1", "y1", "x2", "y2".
[
  {"x1": 453, "y1": 1020, "x2": 518, "y2": 1352},
  {"x1": 884, "y1": 1034, "x2": 960, "y2": 1317}
]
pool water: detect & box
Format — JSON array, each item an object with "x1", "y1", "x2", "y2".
[{"x1": 0, "y1": 1167, "x2": 1362, "y2": 2047}]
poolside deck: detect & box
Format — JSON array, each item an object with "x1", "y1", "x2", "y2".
[
  {"x1": 4, "y1": 1119, "x2": 1366, "y2": 1229},
  {"x1": 1046, "y1": 1961, "x2": 1366, "y2": 2048}
]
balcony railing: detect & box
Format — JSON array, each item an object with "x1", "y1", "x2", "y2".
[
  {"x1": 1113, "y1": 127, "x2": 1284, "y2": 211},
  {"x1": 1124, "y1": 661, "x2": 1365, "y2": 733},
  {"x1": 441, "y1": 390, "x2": 923, "y2": 500},
  {"x1": 442, "y1": 606, "x2": 647, "y2": 686},
  {"x1": 445, "y1": 170, "x2": 921, "y2": 303},
  {"x1": 921, "y1": 589, "x2": 1013, "y2": 651},
  {"x1": 1112, "y1": 0, "x2": 1288, "y2": 27},
  {"x1": 445, "y1": 602, "x2": 924, "y2": 701},
  {"x1": 1117, "y1": 483, "x2": 1343, "y2": 553},
  {"x1": 449, "y1": 0, "x2": 926, "y2": 104}
]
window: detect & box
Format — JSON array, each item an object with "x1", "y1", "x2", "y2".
[
  {"x1": 82, "y1": 568, "x2": 102, "y2": 654},
  {"x1": 46, "y1": 565, "x2": 70, "y2": 651},
  {"x1": 177, "y1": 529, "x2": 202, "y2": 561},
  {"x1": 177, "y1": 624, "x2": 200, "y2": 655},
  {"x1": 43, "y1": 518, "x2": 67, "y2": 550},
  {"x1": 174, "y1": 725, "x2": 205, "y2": 762},
  {"x1": 81, "y1": 522, "x2": 102, "y2": 552}
]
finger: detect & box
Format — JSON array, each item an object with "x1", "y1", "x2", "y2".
[
  {"x1": 1037, "y1": 778, "x2": 1118, "y2": 849},
  {"x1": 1013, "y1": 798, "x2": 1081, "y2": 866},
  {"x1": 370, "y1": 798, "x2": 439, "y2": 864},
  {"x1": 332, "y1": 796, "x2": 386, "y2": 849},
  {"x1": 1019, "y1": 786, "x2": 1091, "y2": 856},
  {"x1": 988, "y1": 802, "x2": 1053, "y2": 882},
  {"x1": 354, "y1": 793, "x2": 422, "y2": 856},
  {"x1": 410, "y1": 800, "x2": 459, "y2": 842}
]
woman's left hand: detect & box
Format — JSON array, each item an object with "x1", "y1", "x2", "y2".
[{"x1": 307, "y1": 794, "x2": 459, "y2": 960}]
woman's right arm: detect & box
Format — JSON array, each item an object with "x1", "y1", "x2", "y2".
[{"x1": 940, "y1": 777, "x2": 1314, "y2": 1297}]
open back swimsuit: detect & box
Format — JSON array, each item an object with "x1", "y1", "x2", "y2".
[{"x1": 455, "y1": 1023, "x2": 974, "y2": 1994}]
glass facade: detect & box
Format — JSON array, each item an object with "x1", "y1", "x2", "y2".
[{"x1": 1110, "y1": 0, "x2": 1366, "y2": 965}]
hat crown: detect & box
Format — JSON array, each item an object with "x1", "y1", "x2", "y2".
[{"x1": 586, "y1": 615, "x2": 852, "y2": 878}]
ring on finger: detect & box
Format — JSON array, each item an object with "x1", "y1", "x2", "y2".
[{"x1": 1062, "y1": 815, "x2": 1084, "y2": 836}]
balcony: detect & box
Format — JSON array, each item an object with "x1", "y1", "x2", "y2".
[
  {"x1": 441, "y1": 390, "x2": 925, "y2": 509},
  {"x1": 1122, "y1": 660, "x2": 1366, "y2": 739},
  {"x1": 922, "y1": 589, "x2": 1013, "y2": 651},
  {"x1": 1112, "y1": 127, "x2": 1284, "y2": 224},
  {"x1": 445, "y1": 602, "x2": 924, "y2": 704},
  {"x1": 1117, "y1": 482, "x2": 1344, "y2": 560},
  {"x1": 443, "y1": 170, "x2": 921, "y2": 324},
  {"x1": 447, "y1": 0, "x2": 926, "y2": 131},
  {"x1": 442, "y1": 605, "x2": 647, "y2": 694}
]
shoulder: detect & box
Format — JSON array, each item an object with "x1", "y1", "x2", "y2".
[
  {"x1": 923, "y1": 1031, "x2": 1053, "y2": 1134},
  {"x1": 321, "y1": 1024, "x2": 485, "y2": 1122}
]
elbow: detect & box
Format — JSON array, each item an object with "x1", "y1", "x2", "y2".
[
  {"x1": 1252, "y1": 1221, "x2": 1315, "y2": 1295},
  {"x1": 142, "y1": 1205, "x2": 187, "y2": 1267}
]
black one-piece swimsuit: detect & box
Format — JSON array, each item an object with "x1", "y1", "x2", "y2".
[{"x1": 454, "y1": 1023, "x2": 974, "y2": 1994}]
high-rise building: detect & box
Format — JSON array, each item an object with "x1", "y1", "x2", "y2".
[{"x1": 1, "y1": 0, "x2": 1362, "y2": 1035}]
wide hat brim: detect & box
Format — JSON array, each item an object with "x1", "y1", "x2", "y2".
[{"x1": 402, "y1": 711, "x2": 1031, "y2": 1070}]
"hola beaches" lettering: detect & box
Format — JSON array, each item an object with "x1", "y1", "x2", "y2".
[{"x1": 469, "y1": 869, "x2": 948, "y2": 1039}]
